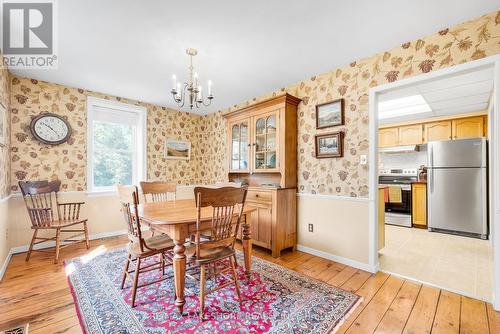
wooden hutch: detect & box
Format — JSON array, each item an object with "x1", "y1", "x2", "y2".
[{"x1": 223, "y1": 93, "x2": 301, "y2": 257}]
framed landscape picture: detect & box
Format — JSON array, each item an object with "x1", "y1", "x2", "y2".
[
  {"x1": 165, "y1": 139, "x2": 191, "y2": 160},
  {"x1": 0, "y1": 101, "x2": 5, "y2": 147},
  {"x1": 315, "y1": 98, "x2": 344, "y2": 129},
  {"x1": 315, "y1": 132, "x2": 344, "y2": 158}
]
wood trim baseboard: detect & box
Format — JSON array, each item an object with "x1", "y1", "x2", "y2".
[
  {"x1": 296, "y1": 244, "x2": 377, "y2": 273},
  {"x1": 0, "y1": 249, "x2": 13, "y2": 282}
]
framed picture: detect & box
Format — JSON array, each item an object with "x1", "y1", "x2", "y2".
[
  {"x1": 0, "y1": 101, "x2": 5, "y2": 147},
  {"x1": 165, "y1": 139, "x2": 191, "y2": 160},
  {"x1": 315, "y1": 98, "x2": 344, "y2": 129},
  {"x1": 315, "y1": 132, "x2": 344, "y2": 158}
]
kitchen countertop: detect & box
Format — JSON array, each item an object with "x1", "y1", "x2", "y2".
[{"x1": 412, "y1": 181, "x2": 427, "y2": 184}]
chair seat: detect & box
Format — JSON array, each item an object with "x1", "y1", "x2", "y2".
[
  {"x1": 127, "y1": 234, "x2": 175, "y2": 256},
  {"x1": 33, "y1": 219, "x2": 88, "y2": 229},
  {"x1": 185, "y1": 244, "x2": 235, "y2": 264}
]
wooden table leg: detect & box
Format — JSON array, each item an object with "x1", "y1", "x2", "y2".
[
  {"x1": 241, "y1": 213, "x2": 252, "y2": 279},
  {"x1": 173, "y1": 236, "x2": 186, "y2": 314}
]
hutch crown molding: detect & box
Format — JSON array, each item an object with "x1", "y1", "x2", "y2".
[{"x1": 223, "y1": 94, "x2": 301, "y2": 257}]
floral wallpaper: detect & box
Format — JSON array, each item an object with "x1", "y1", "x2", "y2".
[
  {"x1": 201, "y1": 111, "x2": 227, "y2": 184},
  {"x1": 6, "y1": 10, "x2": 500, "y2": 196},
  {"x1": 0, "y1": 57, "x2": 10, "y2": 199},
  {"x1": 9, "y1": 76, "x2": 207, "y2": 192},
  {"x1": 216, "y1": 10, "x2": 500, "y2": 197}
]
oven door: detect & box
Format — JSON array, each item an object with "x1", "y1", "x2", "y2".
[{"x1": 384, "y1": 184, "x2": 412, "y2": 215}]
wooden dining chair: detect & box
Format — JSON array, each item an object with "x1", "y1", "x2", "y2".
[
  {"x1": 140, "y1": 181, "x2": 177, "y2": 203},
  {"x1": 117, "y1": 185, "x2": 175, "y2": 307},
  {"x1": 19, "y1": 180, "x2": 90, "y2": 264},
  {"x1": 140, "y1": 181, "x2": 177, "y2": 237},
  {"x1": 188, "y1": 186, "x2": 247, "y2": 320}
]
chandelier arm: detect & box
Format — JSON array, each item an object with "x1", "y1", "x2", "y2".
[{"x1": 176, "y1": 83, "x2": 188, "y2": 108}]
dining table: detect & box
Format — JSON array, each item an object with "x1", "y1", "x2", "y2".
[{"x1": 137, "y1": 199, "x2": 255, "y2": 314}]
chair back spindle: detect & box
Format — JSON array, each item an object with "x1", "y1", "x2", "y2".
[
  {"x1": 140, "y1": 181, "x2": 177, "y2": 203},
  {"x1": 19, "y1": 180, "x2": 61, "y2": 227},
  {"x1": 194, "y1": 187, "x2": 247, "y2": 259},
  {"x1": 117, "y1": 185, "x2": 145, "y2": 253}
]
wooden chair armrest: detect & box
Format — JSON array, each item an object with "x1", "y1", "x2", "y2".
[
  {"x1": 58, "y1": 201, "x2": 85, "y2": 206},
  {"x1": 57, "y1": 202, "x2": 84, "y2": 220}
]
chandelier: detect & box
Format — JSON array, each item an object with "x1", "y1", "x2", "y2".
[{"x1": 171, "y1": 48, "x2": 214, "y2": 110}]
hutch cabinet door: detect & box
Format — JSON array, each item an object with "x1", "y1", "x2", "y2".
[
  {"x1": 228, "y1": 119, "x2": 250, "y2": 173},
  {"x1": 252, "y1": 110, "x2": 279, "y2": 173},
  {"x1": 246, "y1": 201, "x2": 273, "y2": 249}
]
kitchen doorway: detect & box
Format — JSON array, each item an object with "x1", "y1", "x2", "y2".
[{"x1": 368, "y1": 55, "x2": 500, "y2": 307}]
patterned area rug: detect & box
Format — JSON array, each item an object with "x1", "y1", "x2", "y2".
[{"x1": 66, "y1": 248, "x2": 361, "y2": 333}]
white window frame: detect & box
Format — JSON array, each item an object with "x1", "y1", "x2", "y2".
[{"x1": 86, "y1": 97, "x2": 147, "y2": 194}]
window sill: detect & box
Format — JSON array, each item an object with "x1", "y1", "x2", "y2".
[{"x1": 86, "y1": 190, "x2": 118, "y2": 197}]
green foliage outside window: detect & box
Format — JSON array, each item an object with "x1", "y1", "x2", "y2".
[{"x1": 93, "y1": 121, "x2": 134, "y2": 187}]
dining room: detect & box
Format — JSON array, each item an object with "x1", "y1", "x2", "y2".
[{"x1": 1, "y1": 1, "x2": 500, "y2": 334}]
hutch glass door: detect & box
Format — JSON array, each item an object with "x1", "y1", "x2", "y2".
[
  {"x1": 254, "y1": 113, "x2": 278, "y2": 171},
  {"x1": 230, "y1": 121, "x2": 249, "y2": 172}
]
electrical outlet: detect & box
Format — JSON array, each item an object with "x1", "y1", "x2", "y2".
[{"x1": 308, "y1": 224, "x2": 313, "y2": 232}]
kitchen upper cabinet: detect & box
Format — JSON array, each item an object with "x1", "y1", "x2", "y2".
[
  {"x1": 379, "y1": 127, "x2": 399, "y2": 147},
  {"x1": 399, "y1": 124, "x2": 423, "y2": 145},
  {"x1": 424, "y1": 120, "x2": 452, "y2": 142},
  {"x1": 229, "y1": 120, "x2": 250, "y2": 172},
  {"x1": 452, "y1": 116, "x2": 485, "y2": 139},
  {"x1": 379, "y1": 114, "x2": 487, "y2": 147}
]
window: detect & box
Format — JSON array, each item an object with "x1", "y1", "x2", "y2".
[{"x1": 87, "y1": 97, "x2": 146, "y2": 192}]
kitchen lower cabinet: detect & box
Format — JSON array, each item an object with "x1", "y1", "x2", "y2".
[
  {"x1": 378, "y1": 187, "x2": 386, "y2": 251},
  {"x1": 240, "y1": 187, "x2": 297, "y2": 258},
  {"x1": 412, "y1": 183, "x2": 427, "y2": 228}
]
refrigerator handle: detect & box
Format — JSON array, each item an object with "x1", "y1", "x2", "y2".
[
  {"x1": 429, "y1": 144, "x2": 434, "y2": 193},
  {"x1": 429, "y1": 144, "x2": 434, "y2": 169}
]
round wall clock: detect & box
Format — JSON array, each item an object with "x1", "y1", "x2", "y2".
[{"x1": 30, "y1": 113, "x2": 72, "y2": 145}]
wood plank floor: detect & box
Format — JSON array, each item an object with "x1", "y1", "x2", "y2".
[{"x1": 1, "y1": 235, "x2": 499, "y2": 333}]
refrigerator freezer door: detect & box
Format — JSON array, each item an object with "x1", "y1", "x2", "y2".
[
  {"x1": 428, "y1": 138, "x2": 486, "y2": 168},
  {"x1": 428, "y1": 167, "x2": 487, "y2": 235}
]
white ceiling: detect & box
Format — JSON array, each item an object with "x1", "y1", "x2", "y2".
[
  {"x1": 10, "y1": 0, "x2": 500, "y2": 114},
  {"x1": 378, "y1": 66, "x2": 494, "y2": 125}
]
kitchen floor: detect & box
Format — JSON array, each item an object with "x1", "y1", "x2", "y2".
[{"x1": 379, "y1": 224, "x2": 493, "y2": 301}]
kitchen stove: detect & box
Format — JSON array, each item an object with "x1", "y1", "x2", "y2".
[{"x1": 379, "y1": 168, "x2": 418, "y2": 227}]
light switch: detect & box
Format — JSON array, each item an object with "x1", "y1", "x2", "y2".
[{"x1": 360, "y1": 155, "x2": 368, "y2": 165}]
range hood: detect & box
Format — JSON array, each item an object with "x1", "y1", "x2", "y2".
[{"x1": 379, "y1": 145, "x2": 420, "y2": 154}]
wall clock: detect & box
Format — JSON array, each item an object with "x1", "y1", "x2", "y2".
[{"x1": 30, "y1": 113, "x2": 72, "y2": 145}]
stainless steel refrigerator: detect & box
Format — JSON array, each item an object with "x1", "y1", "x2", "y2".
[{"x1": 427, "y1": 137, "x2": 488, "y2": 239}]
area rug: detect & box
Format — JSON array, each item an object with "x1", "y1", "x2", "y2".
[{"x1": 66, "y1": 248, "x2": 361, "y2": 333}]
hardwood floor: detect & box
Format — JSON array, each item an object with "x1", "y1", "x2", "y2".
[{"x1": 0, "y1": 235, "x2": 499, "y2": 333}]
